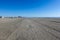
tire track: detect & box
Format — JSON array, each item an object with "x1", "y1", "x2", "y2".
[
  {"x1": 6, "y1": 18, "x2": 24, "y2": 40},
  {"x1": 33, "y1": 20, "x2": 60, "y2": 40},
  {"x1": 6, "y1": 19, "x2": 32, "y2": 40},
  {"x1": 33, "y1": 20, "x2": 60, "y2": 32},
  {"x1": 5, "y1": 19, "x2": 60, "y2": 40}
]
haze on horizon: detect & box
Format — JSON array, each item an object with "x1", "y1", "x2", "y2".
[{"x1": 0, "y1": 0, "x2": 60, "y2": 17}]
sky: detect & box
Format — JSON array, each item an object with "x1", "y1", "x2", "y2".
[{"x1": 0, "y1": 0, "x2": 60, "y2": 17}]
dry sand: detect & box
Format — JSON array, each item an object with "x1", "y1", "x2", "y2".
[{"x1": 0, "y1": 18, "x2": 60, "y2": 40}]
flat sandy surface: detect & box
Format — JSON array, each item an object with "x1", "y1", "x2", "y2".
[{"x1": 0, "y1": 18, "x2": 60, "y2": 40}]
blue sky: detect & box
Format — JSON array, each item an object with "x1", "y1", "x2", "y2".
[{"x1": 0, "y1": 0, "x2": 60, "y2": 17}]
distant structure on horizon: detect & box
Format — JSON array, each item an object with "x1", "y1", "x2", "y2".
[
  {"x1": 4, "y1": 16, "x2": 22, "y2": 18},
  {"x1": 0, "y1": 16, "x2": 2, "y2": 18}
]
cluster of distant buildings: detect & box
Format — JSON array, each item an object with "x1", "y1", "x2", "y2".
[{"x1": 0, "y1": 16, "x2": 22, "y2": 18}]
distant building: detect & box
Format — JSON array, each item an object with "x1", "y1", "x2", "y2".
[
  {"x1": 4, "y1": 16, "x2": 22, "y2": 18},
  {"x1": 0, "y1": 16, "x2": 2, "y2": 18},
  {"x1": 18, "y1": 16, "x2": 22, "y2": 18}
]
